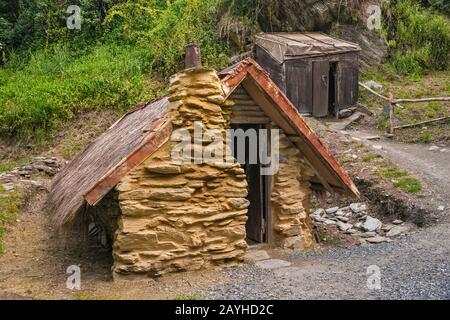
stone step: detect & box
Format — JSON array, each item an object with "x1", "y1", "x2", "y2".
[{"x1": 255, "y1": 259, "x2": 291, "y2": 270}]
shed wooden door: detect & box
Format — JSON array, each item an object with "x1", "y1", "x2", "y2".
[
  {"x1": 312, "y1": 61, "x2": 330, "y2": 117},
  {"x1": 285, "y1": 60, "x2": 312, "y2": 114},
  {"x1": 337, "y1": 60, "x2": 359, "y2": 110}
]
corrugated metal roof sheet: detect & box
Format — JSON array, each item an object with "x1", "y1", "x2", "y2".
[{"x1": 255, "y1": 32, "x2": 361, "y2": 63}]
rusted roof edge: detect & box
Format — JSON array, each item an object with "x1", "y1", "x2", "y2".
[{"x1": 222, "y1": 58, "x2": 360, "y2": 198}]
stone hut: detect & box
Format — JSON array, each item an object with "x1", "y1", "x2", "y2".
[{"x1": 48, "y1": 46, "x2": 359, "y2": 279}]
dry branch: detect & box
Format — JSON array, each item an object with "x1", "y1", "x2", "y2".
[
  {"x1": 393, "y1": 97, "x2": 450, "y2": 104},
  {"x1": 358, "y1": 82, "x2": 390, "y2": 101},
  {"x1": 393, "y1": 116, "x2": 450, "y2": 130}
]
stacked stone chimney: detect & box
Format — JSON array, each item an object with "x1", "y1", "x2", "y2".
[{"x1": 112, "y1": 45, "x2": 249, "y2": 278}]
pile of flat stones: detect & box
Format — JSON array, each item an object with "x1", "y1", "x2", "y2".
[
  {"x1": 310, "y1": 202, "x2": 410, "y2": 245},
  {"x1": 0, "y1": 156, "x2": 60, "y2": 192}
]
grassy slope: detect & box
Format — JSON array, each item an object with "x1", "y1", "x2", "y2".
[
  {"x1": 0, "y1": 44, "x2": 162, "y2": 138},
  {"x1": 360, "y1": 68, "x2": 450, "y2": 144}
]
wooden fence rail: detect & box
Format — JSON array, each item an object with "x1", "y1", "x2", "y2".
[{"x1": 358, "y1": 82, "x2": 450, "y2": 135}]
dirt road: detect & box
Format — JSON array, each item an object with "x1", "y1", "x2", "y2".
[{"x1": 341, "y1": 129, "x2": 449, "y2": 209}]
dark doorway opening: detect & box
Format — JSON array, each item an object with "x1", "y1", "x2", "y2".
[
  {"x1": 231, "y1": 124, "x2": 269, "y2": 244},
  {"x1": 328, "y1": 62, "x2": 338, "y2": 116}
]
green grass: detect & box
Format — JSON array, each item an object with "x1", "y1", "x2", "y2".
[
  {"x1": 60, "y1": 132, "x2": 89, "y2": 160},
  {"x1": 0, "y1": 159, "x2": 29, "y2": 173},
  {"x1": 420, "y1": 132, "x2": 433, "y2": 143},
  {"x1": 0, "y1": 185, "x2": 23, "y2": 255},
  {"x1": 0, "y1": 162, "x2": 18, "y2": 173},
  {"x1": 363, "y1": 154, "x2": 383, "y2": 162},
  {"x1": 359, "y1": 67, "x2": 449, "y2": 144},
  {"x1": 429, "y1": 102, "x2": 442, "y2": 111},
  {"x1": 376, "y1": 167, "x2": 422, "y2": 193},
  {"x1": 339, "y1": 155, "x2": 356, "y2": 163},
  {"x1": 394, "y1": 178, "x2": 422, "y2": 193},
  {"x1": 0, "y1": 44, "x2": 157, "y2": 138},
  {"x1": 378, "y1": 168, "x2": 409, "y2": 178}
]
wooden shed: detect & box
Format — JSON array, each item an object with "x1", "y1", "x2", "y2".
[{"x1": 255, "y1": 32, "x2": 361, "y2": 117}]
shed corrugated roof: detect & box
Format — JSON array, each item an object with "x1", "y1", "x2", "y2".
[{"x1": 255, "y1": 32, "x2": 361, "y2": 63}]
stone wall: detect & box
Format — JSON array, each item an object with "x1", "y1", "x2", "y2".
[
  {"x1": 270, "y1": 128, "x2": 315, "y2": 250},
  {"x1": 112, "y1": 68, "x2": 249, "y2": 278}
]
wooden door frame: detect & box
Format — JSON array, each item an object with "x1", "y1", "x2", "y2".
[
  {"x1": 263, "y1": 123, "x2": 272, "y2": 244},
  {"x1": 230, "y1": 123, "x2": 271, "y2": 244},
  {"x1": 329, "y1": 61, "x2": 339, "y2": 118}
]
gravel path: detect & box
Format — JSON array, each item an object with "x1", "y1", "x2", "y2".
[
  {"x1": 199, "y1": 131, "x2": 450, "y2": 300},
  {"x1": 200, "y1": 215, "x2": 450, "y2": 300}
]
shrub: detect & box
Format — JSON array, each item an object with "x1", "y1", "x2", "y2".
[
  {"x1": 104, "y1": 0, "x2": 229, "y2": 76},
  {"x1": 384, "y1": 0, "x2": 450, "y2": 74},
  {"x1": 0, "y1": 44, "x2": 155, "y2": 137},
  {"x1": 0, "y1": 1, "x2": 230, "y2": 138}
]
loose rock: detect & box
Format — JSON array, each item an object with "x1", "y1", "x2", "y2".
[
  {"x1": 362, "y1": 216, "x2": 382, "y2": 232},
  {"x1": 322, "y1": 219, "x2": 337, "y2": 225},
  {"x1": 1, "y1": 183, "x2": 14, "y2": 191},
  {"x1": 386, "y1": 225, "x2": 409, "y2": 238},
  {"x1": 325, "y1": 207, "x2": 339, "y2": 214},
  {"x1": 336, "y1": 221, "x2": 353, "y2": 232},
  {"x1": 311, "y1": 208, "x2": 326, "y2": 217},
  {"x1": 366, "y1": 236, "x2": 389, "y2": 244},
  {"x1": 349, "y1": 203, "x2": 367, "y2": 213},
  {"x1": 382, "y1": 224, "x2": 395, "y2": 232},
  {"x1": 361, "y1": 231, "x2": 377, "y2": 238}
]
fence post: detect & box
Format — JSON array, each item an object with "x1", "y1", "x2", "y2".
[{"x1": 389, "y1": 102, "x2": 395, "y2": 135}]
